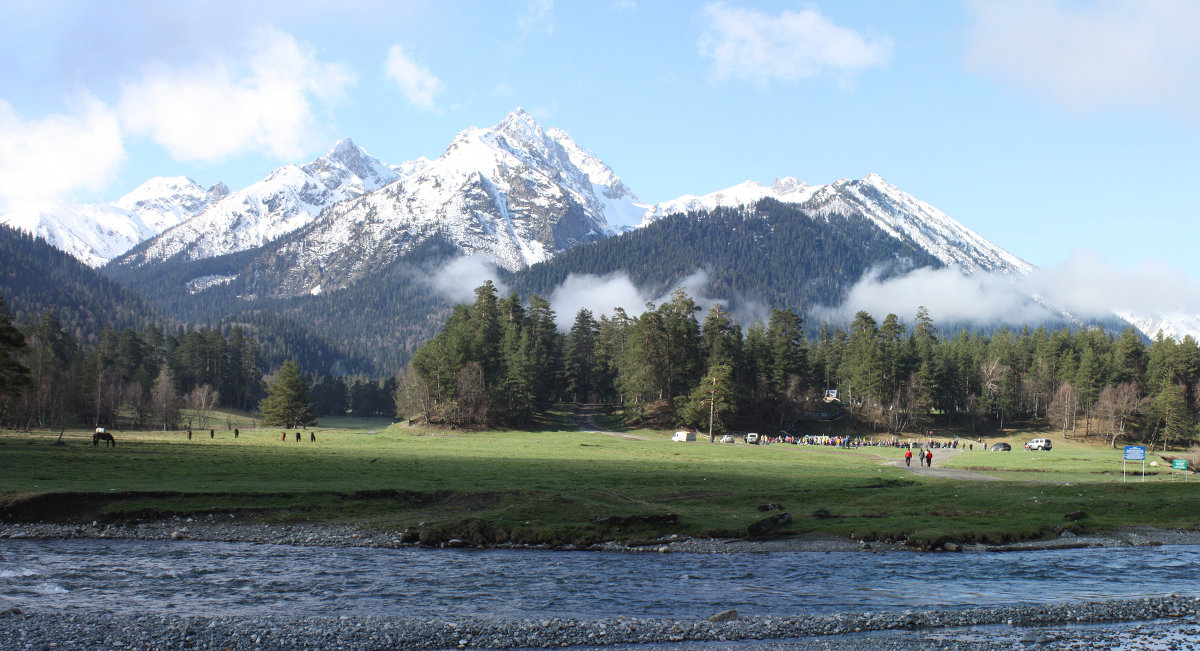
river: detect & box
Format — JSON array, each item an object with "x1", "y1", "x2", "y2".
[{"x1": 3, "y1": 539, "x2": 1198, "y2": 620}]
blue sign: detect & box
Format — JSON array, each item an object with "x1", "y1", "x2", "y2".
[{"x1": 1124, "y1": 445, "x2": 1146, "y2": 461}]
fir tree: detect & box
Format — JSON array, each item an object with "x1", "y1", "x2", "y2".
[
  {"x1": 0, "y1": 295, "x2": 31, "y2": 423},
  {"x1": 259, "y1": 361, "x2": 315, "y2": 428}
]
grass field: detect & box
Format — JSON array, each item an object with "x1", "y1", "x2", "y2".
[{"x1": 2, "y1": 410, "x2": 1197, "y2": 548}]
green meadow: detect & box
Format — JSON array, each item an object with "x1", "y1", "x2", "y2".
[{"x1": 1, "y1": 410, "x2": 1197, "y2": 548}]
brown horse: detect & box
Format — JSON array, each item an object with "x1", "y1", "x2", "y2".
[{"x1": 93, "y1": 431, "x2": 116, "y2": 447}]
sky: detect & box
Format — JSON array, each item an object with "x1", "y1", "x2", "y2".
[{"x1": 2, "y1": 0, "x2": 1199, "y2": 290}]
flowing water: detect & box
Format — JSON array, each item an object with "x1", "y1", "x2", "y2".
[{"x1": 2, "y1": 539, "x2": 1198, "y2": 619}]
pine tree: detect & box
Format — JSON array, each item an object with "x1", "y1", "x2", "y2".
[
  {"x1": 564, "y1": 308, "x2": 598, "y2": 403},
  {"x1": 259, "y1": 361, "x2": 316, "y2": 428},
  {"x1": 681, "y1": 364, "x2": 735, "y2": 440},
  {"x1": 0, "y1": 295, "x2": 31, "y2": 424}
]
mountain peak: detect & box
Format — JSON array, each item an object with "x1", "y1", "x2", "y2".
[
  {"x1": 862, "y1": 172, "x2": 890, "y2": 187},
  {"x1": 495, "y1": 107, "x2": 547, "y2": 144},
  {"x1": 330, "y1": 137, "x2": 359, "y2": 158},
  {"x1": 206, "y1": 182, "x2": 230, "y2": 200}
]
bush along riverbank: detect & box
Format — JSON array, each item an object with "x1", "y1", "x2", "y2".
[{"x1": 1, "y1": 595, "x2": 1198, "y2": 650}]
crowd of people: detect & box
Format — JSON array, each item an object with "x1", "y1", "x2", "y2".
[{"x1": 754, "y1": 432, "x2": 971, "y2": 451}]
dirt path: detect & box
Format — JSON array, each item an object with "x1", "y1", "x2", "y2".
[
  {"x1": 890, "y1": 448, "x2": 1002, "y2": 481},
  {"x1": 573, "y1": 405, "x2": 650, "y2": 441}
]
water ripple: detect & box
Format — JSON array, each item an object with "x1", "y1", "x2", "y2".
[{"x1": 0, "y1": 539, "x2": 1198, "y2": 619}]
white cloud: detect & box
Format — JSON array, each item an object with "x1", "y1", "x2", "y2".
[
  {"x1": 611, "y1": 1, "x2": 637, "y2": 12},
  {"x1": 0, "y1": 95, "x2": 124, "y2": 209},
  {"x1": 965, "y1": 0, "x2": 1200, "y2": 119},
  {"x1": 384, "y1": 44, "x2": 445, "y2": 113},
  {"x1": 518, "y1": 0, "x2": 555, "y2": 37},
  {"x1": 426, "y1": 256, "x2": 510, "y2": 304},
  {"x1": 1027, "y1": 250, "x2": 1200, "y2": 317},
  {"x1": 548, "y1": 272, "x2": 652, "y2": 330},
  {"x1": 812, "y1": 251, "x2": 1200, "y2": 329},
  {"x1": 118, "y1": 27, "x2": 353, "y2": 162},
  {"x1": 698, "y1": 3, "x2": 891, "y2": 86},
  {"x1": 545, "y1": 269, "x2": 771, "y2": 331},
  {"x1": 811, "y1": 266, "x2": 1053, "y2": 327}
]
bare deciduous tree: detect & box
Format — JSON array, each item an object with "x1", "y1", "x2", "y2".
[
  {"x1": 1097, "y1": 382, "x2": 1143, "y2": 447},
  {"x1": 187, "y1": 384, "x2": 219, "y2": 429},
  {"x1": 1047, "y1": 382, "x2": 1078, "y2": 438},
  {"x1": 152, "y1": 368, "x2": 180, "y2": 431},
  {"x1": 456, "y1": 362, "x2": 489, "y2": 425},
  {"x1": 395, "y1": 366, "x2": 432, "y2": 425}
]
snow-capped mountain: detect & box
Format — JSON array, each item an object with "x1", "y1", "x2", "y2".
[
  {"x1": 1114, "y1": 311, "x2": 1200, "y2": 342},
  {"x1": 0, "y1": 177, "x2": 215, "y2": 267},
  {"x1": 9, "y1": 106, "x2": 1193, "y2": 344},
  {"x1": 642, "y1": 174, "x2": 1032, "y2": 275},
  {"x1": 255, "y1": 108, "x2": 642, "y2": 295},
  {"x1": 115, "y1": 138, "x2": 401, "y2": 267}
]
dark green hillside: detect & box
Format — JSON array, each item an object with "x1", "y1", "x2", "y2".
[
  {"x1": 0, "y1": 224, "x2": 163, "y2": 345},
  {"x1": 0, "y1": 227, "x2": 368, "y2": 378},
  {"x1": 511, "y1": 199, "x2": 944, "y2": 313},
  {"x1": 108, "y1": 236, "x2": 464, "y2": 375}
]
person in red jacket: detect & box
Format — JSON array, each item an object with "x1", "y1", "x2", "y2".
[
  {"x1": 926, "y1": 450, "x2": 933, "y2": 467},
  {"x1": 904, "y1": 449, "x2": 912, "y2": 466}
]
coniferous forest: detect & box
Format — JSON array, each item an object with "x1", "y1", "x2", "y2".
[
  {"x1": 400, "y1": 282, "x2": 1200, "y2": 451},
  {"x1": 0, "y1": 293, "x2": 400, "y2": 430}
]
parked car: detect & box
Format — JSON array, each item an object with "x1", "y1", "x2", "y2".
[
  {"x1": 1025, "y1": 438, "x2": 1053, "y2": 451},
  {"x1": 745, "y1": 432, "x2": 760, "y2": 444},
  {"x1": 671, "y1": 431, "x2": 695, "y2": 442},
  {"x1": 720, "y1": 434, "x2": 735, "y2": 443},
  {"x1": 990, "y1": 442, "x2": 1011, "y2": 451}
]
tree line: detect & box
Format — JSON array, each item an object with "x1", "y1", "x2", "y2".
[
  {"x1": 0, "y1": 295, "x2": 264, "y2": 431},
  {"x1": 398, "y1": 283, "x2": 1200, "y2": 450},
  {"x1": 0, "y1": 291, "x2": 403, "y2": 430}
]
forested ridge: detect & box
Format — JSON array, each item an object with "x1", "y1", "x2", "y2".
[
  {"x1": 106, "y1": 236, "x2": 464, "y2": 374},
  {"x1": 0, "y1": 225, "x2": 373, "y2": 378},
  {"x1": 401, "y1": 283, "x2": 1200, "y2": 451},
  {"x1": 511, "y1": 200, "x2": 945, "y2": 314},
  {"x1": 0, "y1": 224, "x2": 163, "y2": 346}
]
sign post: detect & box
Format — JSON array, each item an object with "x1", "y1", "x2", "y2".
[
  {"x1": 1172, "y1": 458, "x2": 1188, "y2": 481},
  {"x1": 1124, "y1": 446, "x2": 1146, "y2": 483}
]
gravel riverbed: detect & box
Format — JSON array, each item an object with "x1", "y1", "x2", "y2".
[{"x1": 2, "y1": 596, "x2": 1198, "y2": 650}]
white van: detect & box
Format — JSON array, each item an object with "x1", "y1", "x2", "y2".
[
  {"x1": 745, "y1": 432, "x2": 759, "y2": 444},
  {"x1": 1025, "y1": 438, "x2": 1053, "y2": 451},
  {"x1": 672, "y1": 431, "x2": 695, "y2": 442}
]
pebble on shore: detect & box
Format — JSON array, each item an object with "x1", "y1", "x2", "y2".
[{"x1": 0, "y1": 596, "x2": 1197, "y2": 650}]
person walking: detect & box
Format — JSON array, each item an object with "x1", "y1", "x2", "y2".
[
  {"x1": 926, "y1": 450, "x2": 933, "y2": 467},
  {"x1": 904, "y1": 449, "x2": 912, "y2": 466}
]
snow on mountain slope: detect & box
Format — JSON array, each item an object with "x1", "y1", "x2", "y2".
[
  {"x1": 117, "y1": 139, "x2": 400, "y2": 267},
  {"x1": 641, "y1": 177, "x2": 818, "y2": 223},
  {"x1": 258, "y1": 108, "x2": 643, "y2": 296},
  {"x1": 0, "y1": 177, "x2": 211, "y2": 267},
  {"x1": 1115, "y1": 311, "x2": 1200, "y2": 342},
  {"x1": 644, "y1": 174, "x2": 1032, "y2": 275}
]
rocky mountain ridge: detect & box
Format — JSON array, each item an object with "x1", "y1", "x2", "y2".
[{"x1": 2, "y1": 108, "x2": 1192, "y2": 343}]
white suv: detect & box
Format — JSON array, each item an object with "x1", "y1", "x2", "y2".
[{"x1": 1025, "y1": 438, "x2": 1053, "y2": 451}]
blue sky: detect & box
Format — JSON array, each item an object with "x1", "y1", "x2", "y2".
[{"x1": 2, "y1": 0, "x2": 1198, "y2": 283}]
